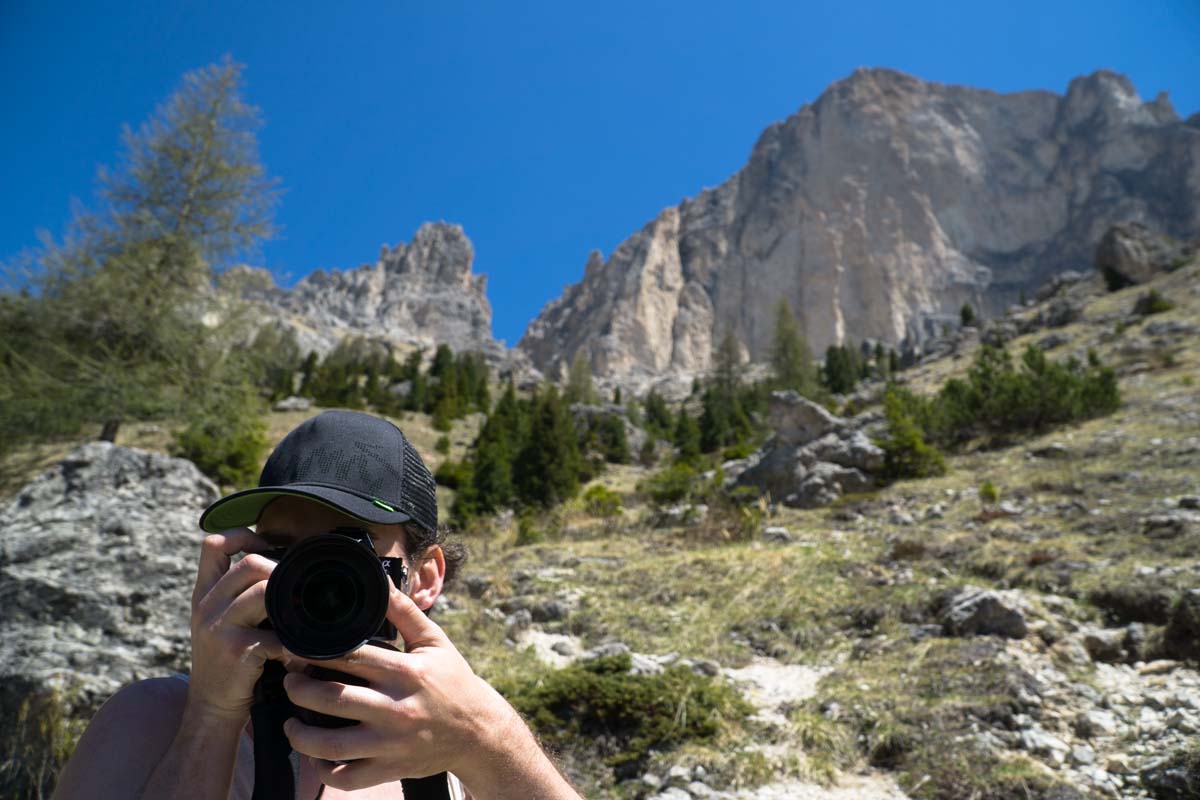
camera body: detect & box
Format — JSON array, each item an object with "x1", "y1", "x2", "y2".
[{"x1": 255, "y1": 526, "x2": 409, "y2": 729}]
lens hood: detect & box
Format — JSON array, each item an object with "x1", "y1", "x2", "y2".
[{"x1": 263, "y1": 531, "x2": 392, "y2": 659}]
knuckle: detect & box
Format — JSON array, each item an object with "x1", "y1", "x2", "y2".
[{"x1": 201, "y1": 533, "x2": 225, "y2": 553}]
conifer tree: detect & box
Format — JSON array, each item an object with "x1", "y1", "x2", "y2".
[
  {"x1": 515, "y1": 385, "x2": 582, "y2": 507},
  {"x1": 672, "y1": 408, "x2": 702, "y2": 463},
  {"x1": 0, "y1": 57, "x2": 279, "y2": 450},
  {"x1": 470, "y1": 380, "x2": 521, "y2": 512},
  {"x1": 564, "y1": 350, "x2": 598, "y2": 405},
  {"x1": 643, "y1": 391, "x2": 673, "y2": 437},
  {"x1": 770, "y1": 299, "x2": 815, "y2": 394}
]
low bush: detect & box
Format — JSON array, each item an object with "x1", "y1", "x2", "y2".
[
  {"x1": 0, "y1": 681, "x2": 89, "y2": 799},
  {"x1": 499, "y1": 652, "x2": 752, "y2": 780},
  {"x1": 879, "y1": 387, "x2": 947, "y2": 480},
  {"x1": 581, "y1": 484, "x2": 623, "y2": 517},
  {"x1": 879, "y1": 345, "x2": 1120, "y2": 477},
  {"x1": 637, "y1": 461, "x2": 700, "y2": 505},
  {"x1": 171, "y1": 384, "x2": 269, "y2": 489},
  {"x1": 1133, "y1": 289, "x2": 1175, "y2": 316}
]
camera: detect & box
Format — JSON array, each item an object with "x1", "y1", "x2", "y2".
[
  {"x1": 254, "y1": 526, "x2": 409, "y2": 729},
  {"x1": 258, "y1": 526, "x2": 408, "y2": 660}
]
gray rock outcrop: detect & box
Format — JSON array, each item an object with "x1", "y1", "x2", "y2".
[
  {"x1": 733, "y1": 391, "x2": 885, "y2": 508},
  {"x1": 519, "y1": 69, "x2": 1200, "y2": 382},
  {"x1": 1095, "y1": 221, "x2": 1194, "y2": 289},
  {"x1": 938, "y1": 586, "x2": 1029, "y2": 639},
  {"x1": 0, "y1": 443, "x2": 216, "y2": 721}
]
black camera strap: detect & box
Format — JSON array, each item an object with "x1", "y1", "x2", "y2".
[{"x1": 250, "y1": 660, "x2": 451, "y2": 800}]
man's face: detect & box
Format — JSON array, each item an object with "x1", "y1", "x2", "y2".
[
  {"x1": 254, "y1": 495, "x2": 411, "y2": 673},
  {"x1": 255, "y1": 495, "x2": 408, "y2": 558}
]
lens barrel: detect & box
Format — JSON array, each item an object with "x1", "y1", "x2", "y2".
[{"x1": 263, "y1": 532, "x2": 392, "y2": 659}]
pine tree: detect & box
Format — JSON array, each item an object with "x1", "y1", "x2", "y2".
[
  {"x1": 643, "y1": 391, "x2": 673, "y2": 437},
  {"x1": 672, "y1": 408, "x2": 702, "y2": 464},
  {"x1": 299, "y1": 351, "x2": 319, "y2": 395},
  {"x1": 1, "y1": 57, "x2": 279, "y2": 450},
  {"x1": 769, "y1": 298, "x2": 814, "y2": 393},
  {"x1": 564, "y1": 350, "x2": 598, "y2": 405},
  {"x1": 961, "y1": 303, "x2": 977, "y2": 328},
  {"x1": 515, "y1": 385, "x2": 582, "y2": 507}
]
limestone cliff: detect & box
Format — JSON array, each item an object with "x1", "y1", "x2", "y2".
[
  {"x1": 518, "y1": 69, "x2": 1199, "y2": 381},
  {"x1": 225, "y1": 222, "x2": 504, "y2": 361}
]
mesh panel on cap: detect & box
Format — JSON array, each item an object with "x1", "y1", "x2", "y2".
[{"x1": 401, "y1": 438, "x2": 438, "y2": 533}]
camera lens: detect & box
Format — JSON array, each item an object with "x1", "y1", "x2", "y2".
[
  {"x1": 264, "y1": 532, "x2": 391, "y2": 659},
  {"x1": 296, "y1": 563, "x2": 362, "y2": 627}
]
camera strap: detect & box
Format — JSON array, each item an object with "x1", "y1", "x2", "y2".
[{"x1": 250, "y1": 660, "x2": 451, "y2": 800}]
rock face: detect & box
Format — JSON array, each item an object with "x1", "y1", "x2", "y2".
[
  {"x1": 0, "y1": 443, "x2": 217, "y2": 721},
  {"x1": 519, "y1": 69, "x2": 1200, "y2": 381},
  {"x1": 225, "y1": 222, "x2": 505, "y2": 362}
]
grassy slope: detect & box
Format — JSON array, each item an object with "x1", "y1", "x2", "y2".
[{"x1": 5, "y1": 261, "x2": 1197, "y2": 798}]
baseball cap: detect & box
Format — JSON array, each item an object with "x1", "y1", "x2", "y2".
[{"x1": 198, "y1": 410, "x2": 439, "y2": 534}]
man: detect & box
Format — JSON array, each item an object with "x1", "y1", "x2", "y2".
[{"x1": 53, "y1": 410, "x2": 583, "y2": 800}]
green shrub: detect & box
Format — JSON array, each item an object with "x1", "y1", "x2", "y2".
[
  {"x1": 879, "y1": 386, "x2": 946, "y2": 480},
  {"x1": 581, "y1": 484, "x2": 623, "y2": 517},
  {"x1": 433, "y1": 459, "x2": 471, "y2": 490},
  {"x1": 980, "y1": 480, "x2": 1000, "y2": 504},
  {"x1": 0, "y1": 682, "x2": 89, "y2": 799},
  {"x1": 171, "y1": 385, "x2": 269, "y2": 489},
  {"x1": 515, "y1": 509, "x2": 549, "y2": 546},
  {"x1": 435, "y1": 434, "x2": 451, "y2": 455},
  {"x1": 915, "y1": 345, "x2": 1119, "y2": 449},
  {"x1": 499, "y1": 653, "x2": 751, "y2": 779},
  {"x1": 638, "y1": 461, "x2": 699, "y2": 505},
  {"x1": 1133, "y1": 289, "x2": 1175, "y2": 316}
]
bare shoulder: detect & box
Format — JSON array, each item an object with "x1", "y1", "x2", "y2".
[{"x1": 51, "y1": 678, "x2": 189, "y2": 800}]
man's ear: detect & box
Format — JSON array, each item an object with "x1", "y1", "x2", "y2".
[{"x1": 406, "y1": 545, "x2": 445, "y2": 611}]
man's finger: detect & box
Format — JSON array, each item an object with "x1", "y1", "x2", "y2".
[
  {"x1": 284, "y1": 716, "x2": 382, "y2": 762},
  {"x1": 198, "y1": 553, "x2": 275, "y2": 618},
  {"x1": 386, "y1": 576, "x2": 450, "y2": 652},
  {"x1": 192, "y1": 529, "x2": 269, "y2": 612},
  {"x1": 315, "y1": 758, "x2": 395, "y2": 792},
  {"x1": 284, "y1": 642, "x2": 404, "y2": 684},
  {"x1": 283, "y1": 672, "x2": 393, "y2": 722},
  {"x1": 221, "y1": 579, "x2": 269, "y2": 629},
  {"x1": 237, "y1": 627, "x2": 285, "y2": 666}
]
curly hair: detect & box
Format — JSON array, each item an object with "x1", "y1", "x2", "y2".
[{"x1": 401, "y1": 522, "x2": 467, "y2": 588}]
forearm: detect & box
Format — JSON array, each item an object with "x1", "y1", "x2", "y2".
[
  {"x1": 138, "y1": 703, "x2": 245, "y2": 800},
  {"x1": 455, "y1": 689, "x2": 582, "y2": 800}
]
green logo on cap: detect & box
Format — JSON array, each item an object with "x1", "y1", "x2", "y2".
[{"x1": 373, "y1": 499, "x2": 395, "y2": 512}]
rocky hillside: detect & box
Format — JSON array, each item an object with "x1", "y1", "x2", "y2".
[
  {"x1": 518, "y1": 69, "x2": 1200, "y2": 384},
  {"x1": 5, "y1": 252, "x2": 1198, "y2": 799},
  {"x1": 222, "y1": 221, "x2": 507, "y2": 362}
]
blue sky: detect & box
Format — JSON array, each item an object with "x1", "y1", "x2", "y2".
[{"x1": 3, "y1": 0, "x2": 1197, "y2": 347}]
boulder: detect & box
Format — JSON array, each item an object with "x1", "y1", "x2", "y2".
[
  {"x1": 272, "y1": 395, "x2": 312, "y2": 412},
  {"x1": 785, "y1": 462, "x2": 873, "y2": 509},
  {"x1": 767, "y1": 391, "x2": 844, "y2": 447},
  {"x1": 938, "y1": 586, "x2": 1028, "y2": 639},
  {"x1": 1095, "y1": 222, "x2": 1193, "y2": 289},
  {"x1": 0, "y1": 443, "x2": 219, "y2": 723}
]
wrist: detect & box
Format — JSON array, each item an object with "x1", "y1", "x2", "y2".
[
  {"x1": 181, "y1": 694, "x2": 250, "y2": 733},
  {"x1": 453, "y1": 681, "x2": 530, "y2": 785}
]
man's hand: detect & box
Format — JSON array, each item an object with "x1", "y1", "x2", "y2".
[
  {"x1": 187, "y1": 528, "x2": 286, "y2": 723},
  {"x1": 282, "y1": 578, "x2": 580, "y2": 799}
]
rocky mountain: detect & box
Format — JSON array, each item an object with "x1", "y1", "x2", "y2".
[
  {"x1": 518, "y1": 68, "x2": 1200, "y2": 383},
  {"x1": 224, "y1": 221, "x2": 506, "y2": 362}
]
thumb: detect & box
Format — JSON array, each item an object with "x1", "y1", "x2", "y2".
[{"x1": 386, "y1": 575, "x2": 448, "y2": 651}]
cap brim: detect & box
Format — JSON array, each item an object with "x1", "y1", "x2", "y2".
[{"x1": 199, "y1": 484, "x2": 415, "y2": 533}]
